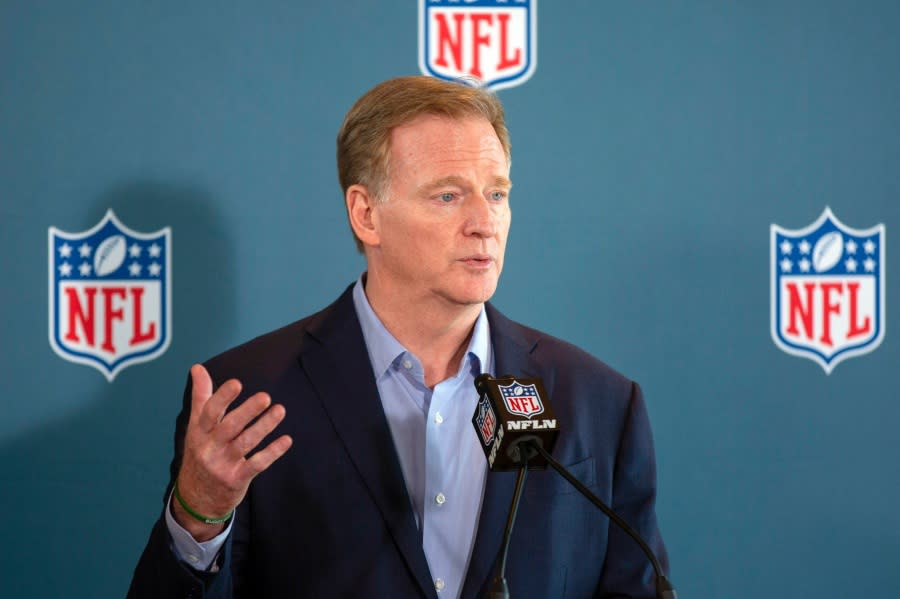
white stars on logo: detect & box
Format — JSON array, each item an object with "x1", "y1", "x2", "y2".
[
  {"x1": 54, "y1": 231, "x2": 165, "y2": 280},
  {"x1": 779, "y1": 233, "x2": 880, "y2": 275},
  {"x1": 864, "y1": 257, "x2": 876, "y2": 272},
  {"x1": 55, "y1": 238, "x2": 163, "y2": 278},
  {"x1": 780, "y1": 258, "x2": 792, "y2": 272},
  {"x1": 58, "y1": 242, "x2": 92, "y2": 270}
]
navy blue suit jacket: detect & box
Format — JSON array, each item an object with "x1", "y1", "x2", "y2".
[{"x1": 129, "y1": 285, "x2": 668, "y2": 598}]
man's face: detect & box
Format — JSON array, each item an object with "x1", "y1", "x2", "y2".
[{"x1": 368, "y1": 114, "x2": 511, "y2": 308}]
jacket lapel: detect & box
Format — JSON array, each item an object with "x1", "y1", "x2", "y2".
[
  {"x1": 299, "y1": 287, "x2": 437, "y2": 599},
  {"x1": 461, "y1": 304, "x2": 546, "y2": 598}
]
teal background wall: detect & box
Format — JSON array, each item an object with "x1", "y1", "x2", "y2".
[{"x1": 2, "y1": 1, "x2": 898, "y2": 597}]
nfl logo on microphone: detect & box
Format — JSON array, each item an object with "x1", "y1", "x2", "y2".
[
  {"x1": 419, "y1": 0, "x2": 537, "y2": 91},
  {"x1": 475, "y1": 396, "x2": 497, "y2": 446},
  {"x1": 499, "y1": 381, "x2": 544, "y2": 418},
  {"x1": 49, "y1": 210, "x2": 172, "y2": 381},
  {"x1": 770, "y1": 208, "x2": 885, "y2": 374}
]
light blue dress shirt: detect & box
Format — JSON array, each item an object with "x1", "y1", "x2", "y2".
[
  {"x1": 352, "y1": 279, "x2": 491, "y2": 598},
  {"x1": 167, "y1": 278, "x2": 491, "y2": 598}
]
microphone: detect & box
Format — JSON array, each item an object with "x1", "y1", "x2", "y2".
[
  {"x1": 471, "y1": 374, "x2": 677, "y2": 599},
  {"x1": 472, "y1": 373, "x2": 560, "y2": 471},
  {"x1": 472, "y1": 374, "x2": 553, "y2": 598}
]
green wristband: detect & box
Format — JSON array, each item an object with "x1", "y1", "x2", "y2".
[{"x1": 173, "y1": 481, "x2": 234, "y2": 525}]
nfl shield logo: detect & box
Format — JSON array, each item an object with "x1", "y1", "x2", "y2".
[
  {"x1": 48, "y1": 210, "x2": 172, "y2": 381},
  {"x1": 475, "y1": 396, "x2": 497, "y2": 445},
  {"x1": 771, "y1": 207, "x2": 885, "y2": 374},
  {"x1": 499, "y1": 380, "x2": 544, "y2": 418},
  {"x1": 419, "y1": 0, "x2": 537, "y2": 91}
]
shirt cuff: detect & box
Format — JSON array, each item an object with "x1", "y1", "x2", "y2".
[{"x1": 164, "y1": 490, "x2": 233, "y2": 572}]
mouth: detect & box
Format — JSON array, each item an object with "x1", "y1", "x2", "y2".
[{"x1": 459, "y1": 254, "x2": 495, "y2": 269}]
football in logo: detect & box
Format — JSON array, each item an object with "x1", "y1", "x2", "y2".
[
  {"x1": 49, "y1": 210, "x2": 172, "y2": 381},
  {"x1": 94, "y1": 234, "x2": 127, "y2": 276},
  {"x1": 770, "y1": 207, "x2": 885, "y2": 374},
  {"x1": 419, "y1": 0, "x2": 537, "y2": 91},
  {"x1": 811, "y1": 231, "x2": 843, "y2": 272}
]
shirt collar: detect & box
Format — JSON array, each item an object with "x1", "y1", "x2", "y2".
[{"x1": 352, "y1": 275, "x2": 491, "y2": 380}]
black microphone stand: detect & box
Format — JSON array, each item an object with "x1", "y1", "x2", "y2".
[
  {"x1": 526, "y1": 440, "x2": 677, "y2": 599},
  {"x1": 487, "y1": 451, "x2": 531, "y2": 599}
]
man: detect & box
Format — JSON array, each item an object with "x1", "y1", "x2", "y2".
[{"x1": 129, "y1": 76, "x2": 668, "y2": 598}]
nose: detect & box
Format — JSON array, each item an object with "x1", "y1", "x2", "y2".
[{"x1": 463, "y1": 195, "x2": 498, "y2": 238}]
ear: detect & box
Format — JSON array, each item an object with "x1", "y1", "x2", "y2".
[{"x1": 346, "y1": 184, "x2": 381, "y2": 248}]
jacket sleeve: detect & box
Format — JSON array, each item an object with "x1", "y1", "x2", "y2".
[
  {"x1": 127, "y1": 510, "x2": 235, "y2": 599},
  {"x1": 126, "y1": 373, "x2": 238, "y2": 599}
]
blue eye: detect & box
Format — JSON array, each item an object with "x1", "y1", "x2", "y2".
[
  {"x1": 490, "y1": 191, "x2": 507, "y2": 201},
  {"x1": 439, "y1": 192, "x2": 455, "y2": 202}
]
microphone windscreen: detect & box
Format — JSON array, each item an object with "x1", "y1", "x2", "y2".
[{"x1": 472, "y1": 375, "x2": 560, "y2": 471}]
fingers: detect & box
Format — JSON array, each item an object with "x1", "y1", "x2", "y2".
[
  {"x1": 225, "y1": 401, "x2": 286, "y2": 457},
  {"x1": 197, "y1": 377, "x2": 243, "y2": 433},
  {"x1": 241, "y1": 434, "x2": 294, "y2": 478},
  {"x1": 185, "y1": 364, "x2": 292, "y2": 482},
  {"x1": 190, "y1": 363, "x2": 242, "y2": 433},
  {"x1": 214, "y1": 392, "x2": 274, "y2": 446},
  {"x1": 189, "y1": 364, "x2": 213, "y2": 427},
  {"x1": 195, "y1": 377, "x2": 290, "y2": 464}
]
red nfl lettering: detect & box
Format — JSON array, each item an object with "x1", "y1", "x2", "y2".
[
  {"x1": 63, "y1": 285, "x2": 158, "y2": 354},
  {"x1": 64, "y1": 286, "x2": 96, "y2": 346},
  {"x1": 784, "y1": 281, "x2": 872, "y2": 347},
  {"x1": 505, "y1": 395, "x2": 540, "y2": 415},
  {"x1": 102, "y1": 287, "x2": 126, "y2": 352},
  {"x1": 130, "y1": 287, "x2": 157, "y2": 344},
  {"x1": 432, "y1": 11, "x2": 522, "y2": 79}
]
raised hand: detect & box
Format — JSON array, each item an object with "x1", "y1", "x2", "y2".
[{"x1": 172, "y1": 364, "x2": 293, "y2": 541}]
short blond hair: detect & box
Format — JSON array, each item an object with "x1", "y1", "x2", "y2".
[{"x1": 337, "y1": 76, "x2": 511, "y2": 251}]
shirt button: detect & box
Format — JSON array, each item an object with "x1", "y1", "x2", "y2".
[
  {"x1": 435, "y1": 492, "x2": 446, "y2": 505},
  {"x1": 434, "y1": 412, "x2": 443, "y2": 424},
  {"x1": 186, "y1": 554, "x2": 199, "y2": 563},
  {"x1": 402, "y1": 359, "x2": 413, "y2": 370},
  {"x1": 435, "y1": 578, "x2": 445, "y2": 592}
]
